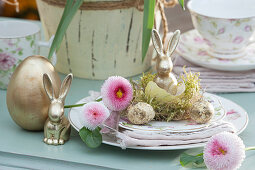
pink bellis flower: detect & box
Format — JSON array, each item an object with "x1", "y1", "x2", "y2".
[
  {"x1": 101, "y1": 76, "x2": 133, "y2": 111},
  {"x1": 203, "y1": 132, "x2": 245, "y2": 170},
  {"x1": 79, "y1": 102, "x2": 110, "y2": 130},
  {"x1": 180, "y1": 132, "x2": 255, "y2": 169}
]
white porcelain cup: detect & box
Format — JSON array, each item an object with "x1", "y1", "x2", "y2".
[
  {"x1": 188, "y1": 0, "x2": 255, "y2": 59},
  {"x1": 0, "y1": 20, "x2": 55, "y2": 89}
]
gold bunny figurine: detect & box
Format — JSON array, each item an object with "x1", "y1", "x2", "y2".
[
  {"x1": 152, "y1": 29, "x2": 184, "y2": 95},
  {"x1": 43, "y1": 73, "x2": 73, "y2": 145}
]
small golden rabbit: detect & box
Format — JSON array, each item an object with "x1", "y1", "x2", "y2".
[
  {"x1": 43, "y1": 73, "x2": 73, "y2": 145},
  {"x1": 151, "y1": 29, "x2": 184, "y2": 95}
]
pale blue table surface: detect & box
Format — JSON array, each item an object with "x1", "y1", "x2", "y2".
[{"x1": 0, "y1": 18, "x2": 254, "y2": 170}]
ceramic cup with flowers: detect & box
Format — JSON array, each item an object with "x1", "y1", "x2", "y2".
[
  {"x1": 0, "y1": 20, "x2": 55, "y2": 89},
  {"x1": 188, "y1": 0, "x2": 255, "y2": 59}
]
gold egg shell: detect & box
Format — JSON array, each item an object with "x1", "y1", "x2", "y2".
[{"x1": 6, "y1": 55, "x2": 61, "y2": 131}]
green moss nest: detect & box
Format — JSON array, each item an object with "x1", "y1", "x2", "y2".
[{"x1": 130, "y1": 69, "x2": 202, "y2": 121}]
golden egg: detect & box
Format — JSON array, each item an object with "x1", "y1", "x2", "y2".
[{"x1": 6, "y1": 55, "x2": 61, "y2": 131}]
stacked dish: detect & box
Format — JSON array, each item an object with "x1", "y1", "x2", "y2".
[
  {"x1": 176, "y1": 30, "x2": 255, "y2": 71},
  {"x1": 69, "y1": 92, "x2": 248, "y2": 150}
]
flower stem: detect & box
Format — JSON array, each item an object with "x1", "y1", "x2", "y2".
[
  {"x1": 64, "y1": 103, "x2": 86, "y2": 108},
  {"x1": 196, "y1": 153, "x2": 204, "y2": 156},
  {"x1": 64, "y1": 98, "x2": 102, "y2": 108},
  {"x1": 245, "y1": 147, "x2": 255, "y2": 151}
]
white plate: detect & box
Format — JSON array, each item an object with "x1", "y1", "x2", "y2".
[
  {"x1": 119, "y1": 93, "x2": 225, "y2": 133},
  {"x1": 68, "y1": 94, "x2": 248, "y2": 150},
  {"x1": 176, "y1": 29, "x2": 255, "y2": 71}
]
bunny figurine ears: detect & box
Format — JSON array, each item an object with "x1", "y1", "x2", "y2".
[
  {"x1": 151, "y1": 29, "x2": 180, "y2": 58},
  {"x1": 43, "y1": 73, "x2": 73, "y2": 103},
  {"x1": 42, "y1": 73, "x2": 73, "y2": 145}
]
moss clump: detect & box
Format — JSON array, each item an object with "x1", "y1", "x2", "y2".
[
  {"x1": 139, "y1": 72, "x2": 156, "y2": 90},
  {"x1": 130, "y1": 69, "x2": 201, "y2": 121}
]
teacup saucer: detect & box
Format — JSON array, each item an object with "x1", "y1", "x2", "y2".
[{"x1": 176, "y1": 29, "x2": 255, "y2": 71}]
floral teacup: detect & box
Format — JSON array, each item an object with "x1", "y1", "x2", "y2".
[
  {"x1": 0, "y1": 20, "x2": 55, "y2": 89},
  {"x1": 188, "y1": 0, "x2": 255, "y2": 59}
]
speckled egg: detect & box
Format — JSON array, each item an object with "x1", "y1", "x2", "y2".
[
  {"x1": 189, "y1": 100, "x2": 214, "y2": 124},
  {"x1": 127, "y1": 102, "x2": 155, "y2": 125}
]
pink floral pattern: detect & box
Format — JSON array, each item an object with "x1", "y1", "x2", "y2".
[
  {"x1": 203, "y1": 38, "x2": 213, "y2": 47},
  {"x1": 3, "y1": 39, "x2": 15, "y2": 47},
  {"x1": 16, "y1": 47, "x2": 22, "y2": 52},
  {"x1": 185, "y1": 120, "x2": 198, "y2": 126},
  {"x1": 191, "y1": 13, "x2": 255, "y2": 54},
  {"x1": 176, "y1": 30, "x2": 255, "y2": 69},
  {"x1": 217, "y1": 28, "x2": 225, "y2": 34},
  {"x1": 177, "y1": 46, "x2": 185, "y2": 53},
  {"x1": 197, "y1": 50, "x2": 208, "y2": 56},
  {"x1": 181, "y1": 35, "x2": 187, "y2": 41},
  {"x1": 226, "y1": 109, "x2": 238, "y2": 115},
  {"x1": 244, "y1": 25, "x2": 252, "y2": 32},
  {"x1": 0, "y1": 53, "x2": 16, "y2": 71},
  {"x1": 0, "y1": 34, "x2": 38, "y2": 89},
  {"x1": 226, "y1": 109, "x2": 241, "y2": 121},
  {"x1": 233, "y1": 36, "x2": 244, "y2": 44},
  {"x1": 228, "y1": 19, "x2": 238, "y2": 22},
  {"x1": 193, "y1": 36, "x2": 205, "y2": 44},
  {"x1": 218, "y1": 58, "x2": 231, "y2": 62}
]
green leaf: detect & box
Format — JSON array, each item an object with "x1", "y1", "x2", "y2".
[
  {"x1": 48, "y1": 0, "x2": 84, "y2": 60},
  {"x1": 12, "y1": 64, "x2": 17, "y2": 72},
  {"x1": 25, "y1": 35, "x2": 32, "y2": 41},
  {"x1": 18, "y1": 51, "x2": 23, "y2": 56},
  {"x1": 180, "y1": 153, "x2": 205, "y2": 168},
  {"x1": 235, "y1": 21, "x2": 241, "y2": 27},
  {"x1": 47, "y1": 0, "x2": 74, "y2": 59},
  {"x1": 214, "y1": 107, "x2": 221, "y2": 111},
  {"x1": 212, "y1": 21, "x2": 217, "y2": 28},
  {"x1": 79, "y1": 126, "x2": 102, "y2": 148},
  {"x1": 30, "y1": 40, "x2": 35, "y2": 47},
  {"x1": 178, "y1": 0, "x2": 185, "y2": 10},
  {"x1": 142, "y1": 0, "x2": 156, "y2": 62}
]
